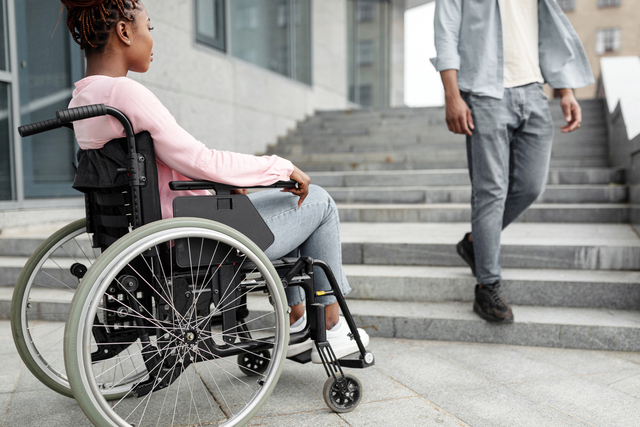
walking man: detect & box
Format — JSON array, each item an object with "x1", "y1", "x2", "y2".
[{"x1": 431, "y1": 0, "x2": 594, "y2": 322}]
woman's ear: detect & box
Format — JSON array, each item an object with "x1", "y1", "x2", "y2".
[{"x1": 115, "y1": 21, "x2": 132, "y2": 46}]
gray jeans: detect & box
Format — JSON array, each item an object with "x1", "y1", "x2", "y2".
[
  {"x1": 462, "y1": 83, "x2": 554, "y2": 284},
  {"x1": 248, "y1": 184, "x2": 351, "y2": 306}
]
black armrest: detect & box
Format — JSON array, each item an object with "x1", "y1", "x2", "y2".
[{"x1": 169, "y1": 180, "x2": 297, "y2": 194}]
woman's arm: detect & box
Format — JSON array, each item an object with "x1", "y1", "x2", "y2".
[{"x1": 111, "y1": 78, "x2": 295, "y2": 187}]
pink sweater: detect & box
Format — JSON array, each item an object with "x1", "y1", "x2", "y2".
[{"x1": 69, "y1": 76, "x2": 294, "y2": 219}]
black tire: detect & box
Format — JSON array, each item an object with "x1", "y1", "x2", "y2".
[
  {"x1": 11, "y1": 219, "x2": 93, "y2": 397},
  {"x1": 322, "y1": 373, "x2": 363, "y2": 413}
]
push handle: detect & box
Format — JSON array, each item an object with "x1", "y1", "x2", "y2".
[
  {"x1": 18, "y1": 119, "x2": 63, "y2": 137},
  {"x1": 18, "y1": 103, "x2": 108, "y2": 137},
  {"x1": 57, "y1": 104, "x2": 107, "y2": 124}
]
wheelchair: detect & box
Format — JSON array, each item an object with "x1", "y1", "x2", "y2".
[{"x1": 11, "y1": 104, "x2": 374, "y2": 426}]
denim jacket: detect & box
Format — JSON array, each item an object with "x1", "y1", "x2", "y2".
[{"x1": 430, "y1": 0, "x2": 595, "y2": 99}]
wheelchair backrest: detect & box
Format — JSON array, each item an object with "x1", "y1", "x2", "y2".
[{"x1": 74, "y1": 131, "x2": 162, "y2": 251}]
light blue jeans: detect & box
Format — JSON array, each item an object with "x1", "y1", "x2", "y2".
[
  {"x1": 462, "y1": 83, "x2": 554, "y2": 284},
  {"x1": 248, "y1": 184, "x2": 351, "y2": 306}
]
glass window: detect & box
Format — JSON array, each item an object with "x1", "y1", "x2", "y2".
[
  {"x1": 557, "y1": 0, "x2": 575, "y2": 12},
  {"x1": 348, "y1": 0, "x2": 390, "y2": 107},
  {"x1": 357, "y1": 2, "x2": 376, "y2": 22},
  {"x1": 195, "y1": 0, "x2": 226, "y2": 51},
  {"x1": 229, "y1": 0, "x2": 312, "y2": 85},
  {"x1": 0, "y1": 82, "x2": 12, "y2": 200},
  {"x1": 598, "y1": 0, "x2": 621, "y2": 7},
  {"x1": 0, "y1": 0, "x2": 8, "y2": 71},
  {"x1": 16, "y1": 0, "x2": 82, "y2": 199},
  {"x1": 293, "y1": 0, "x2": 311, "y2": 85},
  {"x1": 596, "y1": 28, "x2": 621, "y2": 54},
  {"x1": 358, "y1": 40, "x2": 375, "y2": 66}
]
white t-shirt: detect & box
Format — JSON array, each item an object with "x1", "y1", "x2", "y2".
[{"x1": 498, "y1": 0, "x2": 544, "y2": 88}]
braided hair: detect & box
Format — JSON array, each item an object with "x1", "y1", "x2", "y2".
[{"x1": 61, "y1": 0, "x2": 140, "y2": 52}]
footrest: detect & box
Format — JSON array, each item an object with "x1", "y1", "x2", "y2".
[{"x1": 336, "y1": 351, "x2": 375, "y2": 369}]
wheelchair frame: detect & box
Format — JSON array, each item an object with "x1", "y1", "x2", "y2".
[{"x1": 12, "y1": 104, "x2": 374, "y2": 426}]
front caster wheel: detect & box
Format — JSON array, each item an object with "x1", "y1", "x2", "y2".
[
  {"x1": 323, "y1": 373, "x2": 363, "y2": 413},
  {"x1": 238, "y1": 349, "x2": 271, "y2": 376}
]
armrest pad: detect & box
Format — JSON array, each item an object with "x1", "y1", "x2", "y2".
[{"x1": 169, "y1": 180, "x2": 297, "y2": 193}]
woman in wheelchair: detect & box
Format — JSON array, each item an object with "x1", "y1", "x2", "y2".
[
  {"x1": 10, "y1": 1, "x2": 375, "y2": 423},
  {"x1": 62, "y1": 0, "x2": 368, "y2": 361}
]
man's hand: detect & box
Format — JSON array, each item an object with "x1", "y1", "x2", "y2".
[
  {"x1": 558, "y1": 88, "x2": 582, "y2": 133},
  {"x1": 445, "y1": 93, "x2": 474, "y2": 136},
  {"x1": 284, "y1": 165, "x2": 310, "y2": 208},
  {"x1": 441, "y1": 69, "x2": 474, "y2": 136}
]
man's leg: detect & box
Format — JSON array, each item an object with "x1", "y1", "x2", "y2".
[
  {"x1": 462, "y1": 90, "x2": 518, "y2": 322},
  {"x1": 502, "y1": 83, "x2": 554, "y2": 228},
  {"x1": 464, "y1": 91, "x2": 516, "y2": 285}
]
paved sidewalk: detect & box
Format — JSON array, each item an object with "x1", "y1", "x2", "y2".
[{"x1": 1, "y1": 319, "x2": 640, "y2": 427}]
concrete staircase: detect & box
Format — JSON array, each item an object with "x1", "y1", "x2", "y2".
[
  {"x1": 1, "y1": 100, "x2": 639, "y2": 352},
  {"x1": 266, "y1": 99, "x2": 640, "y2": 351}
]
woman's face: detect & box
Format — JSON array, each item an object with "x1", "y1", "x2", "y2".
[{"x1": 127, "y1": 4, "x2": 154, "y2": 73}]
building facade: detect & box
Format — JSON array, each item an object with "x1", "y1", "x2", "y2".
[
  {"x1": 558, "y1": 0, "x2": 640, "y2": 99},
  {"x1": 0, "y1": 0, "x2": 405, "y2": 212}
]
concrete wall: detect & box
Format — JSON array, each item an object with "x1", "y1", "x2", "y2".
[
  {"x1": 390, "y1": 0, "x2": 405, "y2": 106},
  {"x1": 132, "y1": 0, "x2": 350, "y2": 157},
  {"x1": 601, "y1": 56, "x2": 640, "y2": 234},
  {"x1": 605, "y1": 100, "x2": 640, "y2": 234}
]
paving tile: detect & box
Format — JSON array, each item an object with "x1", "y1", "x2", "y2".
[
  {"x1": 511, "y1": 376, "x2": 640, "y2": 427},
  {"x1": 249, "y1": 409, "x2": 349, "y2": 426},
  {"x1": 13, "y1": 362, "x2": 52, "y2": 393},
  {"x1": 584, "y1": 369, "x2": 640, "y2": 399},
  {"x1": 429, "y1": 386, "x2": 590, "y2": 427},
  {"x1": 4, "y1": 390, "x2": 88, "y2": 427},
  {"x1": 510, "y1": 346, "x2": 640, "y2": 376},
  {"x1": 425, "y1": 342, "x2": 575, "y2": 384},
  {"x1": 0, "y1": 320, "x2": 17, "y2": 355},
  {"x1": 0, "y1": 392, "x2": 13, "y2": 425},
  {"x1": 369, "y1": 340, "x2": 500, "y2": 395},
  {"x1": 339, "y1": 396, "x2": 470, "y2": 427},
  {"x1": 0, "y1": 355, "x2": 22, "y2": 393},
  {"x1": 112, "y1": 368, "x2": 227, "y2": 427},
  {"x1": 609, "y1": 351, "x2": 640, "y2": 366},
  {"x1": 255, "y1": 367, "x2": 328, "y2": 417}
]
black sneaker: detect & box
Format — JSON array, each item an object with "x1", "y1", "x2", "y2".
[
  {"x1": 456, "y1": 232, "x2": 476, "y2": 276},
  {"x1": 473, "y1": 282, "x2": 514, "y2": 323}
]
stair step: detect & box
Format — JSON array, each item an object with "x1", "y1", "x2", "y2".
[
  {"x1": 325, "y1": 185, "x2": 627, "y2": 204},
  {"x1": 346, "y1": 299, "x2": 640, "y2": 352},
  {"x1": 344, "y1": 265, "x2": 640, "y2": 310},
  {"x1": 0, "y1": 286, "x2": 73, "y2": 321},
  {"x1": 274, "y1": 137, "x2": 608, "y2": 156},
  {"x1": 337, "y1": 203, "x2": 630, "y2": 223},
  {"x1": 285, "y1": 158, "x2": 609, "y2": 171},
  {"x1": 339, "y1": 222, "x2": 640, "y2": 270},
  {"x1": 3, "y1": 287, "x2": 638, "y2": 352},
  {"x1": 0, "y1": 227, "x2": 92, "y2": 257},
  {"x1": 311, "y1": 100, "x2": 604, "y2": 122},
  {"x1": 308, "y1": 168, "x2": 623, "y2": 187},
  {"x1": 0, "y1": 256, "x2": 87, "y2": 287}
]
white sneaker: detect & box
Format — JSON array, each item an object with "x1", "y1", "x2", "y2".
[
  {"x1": 310, "y1": 317, "x2": 369, "y2": 364},
  {"x1": 287, "y1": 313, "x2": 313, "y2": 358}
]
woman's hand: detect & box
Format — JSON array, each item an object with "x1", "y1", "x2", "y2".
[
  {"x1": 284, "y1": 165, "x2": 310, "y2": 208},
  {"x1": 230, "y1": 188, "x2": 248, "y2": 195}
]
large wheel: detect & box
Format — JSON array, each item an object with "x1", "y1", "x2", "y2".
[
  {"x1": 64, "y1": 218, "x2": 289, "y2": 427},
  {"x1": 11, "y1": 219, "x2": 96, "y2": 397}
]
